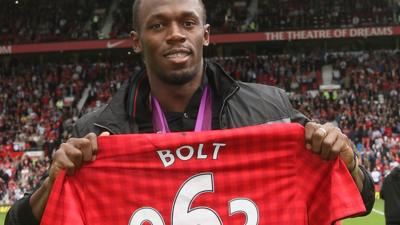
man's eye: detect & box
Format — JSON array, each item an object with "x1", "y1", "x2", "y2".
[
  {"x1": 183, "y1": 21, "x2": 195, "y2": 27},
  {"x1": 150, "y1": 24, "x2": 163, "y2": 30}
]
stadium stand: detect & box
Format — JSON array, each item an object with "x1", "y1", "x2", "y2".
[
  {"x1": 0, "y1": 0, "x2": 111, "y2": 44},
  {"x1": 2, "y1": 0, "x2": 400, "y2": 43},
  {"x1": 257, "y1": 0, "x2": 398, "y2": 31},
  {"x1": 1, "y1": 50, "x2": 400, "y2": 204}
]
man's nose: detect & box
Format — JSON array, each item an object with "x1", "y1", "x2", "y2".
[{"x1": 166, "y1": 23, "x2": 186, "y2": 44}]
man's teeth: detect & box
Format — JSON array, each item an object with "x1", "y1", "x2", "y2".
[{"x1": 166, "y1": 52, "x2": 189, "y2": 58}]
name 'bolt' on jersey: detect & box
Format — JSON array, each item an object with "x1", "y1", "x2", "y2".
[{"x1": 40, "y1": 123, "x2": 365, "y2": 225}]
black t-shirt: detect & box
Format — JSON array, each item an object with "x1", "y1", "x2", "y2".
[{"x1": 134, "y1": 75, "x2": 221, "y2": 133}]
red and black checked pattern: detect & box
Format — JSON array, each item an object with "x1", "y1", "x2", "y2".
[{"x1": 40, "y1": 123, "x2": 365, "y2": 225}]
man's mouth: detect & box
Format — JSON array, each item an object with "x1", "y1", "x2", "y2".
[
  {"x1": 165, "y1": 52, "x2": 190, "y2": 58},
  {"x1": 164, "y1": 48, "x2": 192, "y2": 59}
]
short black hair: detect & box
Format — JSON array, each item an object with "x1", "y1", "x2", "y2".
[{"x1": 132, "y1": 0, "x2": 207, "y2": 32}]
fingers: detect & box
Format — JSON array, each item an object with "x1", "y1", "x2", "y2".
[
  {"x1": 331, "y1": 133, "x2": 346, "y2": 160},
  {"x1": 311, "y1": 126, "x2": 329, "y2": 155},
  {"x1": 50, "y1": 148, "x2": 76, "y2": 182},
  {"x1": 100, "y1": 132, "x2": 110, "y2": 136},
  {"x1": 305, "y1": 122, "x2": 350, "y2": 162},
  {"x1": 67, "y1": 137, "x2": 93, "y2": 162},
  {"x1": 305, "y1": 122, "x2": 333, "y2": 154},
  {"x1": 304, "y1": 122, "x2": 318, "y2": 149},
  {"x1": 91, "y1": 132, "x2": 110, "y2": 161},
  {"x1": 49, "y1": 132, "x2": 104, "y2": 183},
  {"x1": 84, "y1": 133, "x2": 98, "y2": 161},
  {"x1": 320, "y1": 129, "x2": 337, "y2": 160}
]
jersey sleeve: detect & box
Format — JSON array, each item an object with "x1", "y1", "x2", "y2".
[
  {"x1": 40, "y1": 171, "x2": 86, "y2": 225},
  {"x1": 297, "y1": 149, "x2": 366, "y2": 225}
]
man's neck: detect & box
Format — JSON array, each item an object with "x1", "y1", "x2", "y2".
[{"x1": 149, "y1": 74, "x2": 203, "y2": 113}]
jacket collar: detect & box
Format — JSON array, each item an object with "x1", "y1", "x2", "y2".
[{"x1": 93, "y1": 60, "x2": 239, "y2": 134}]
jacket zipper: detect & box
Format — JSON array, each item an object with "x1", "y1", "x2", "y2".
[{"x1": 219, "y1": 86, "x2": 239, "y2": 128}]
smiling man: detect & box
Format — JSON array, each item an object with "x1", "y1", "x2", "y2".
[
  {"x1": 6, "y1": 0, "x2": 375, "y2": 225},
  {"x1": 131, "y1": 0, "x2": 210, "y2": 113}
]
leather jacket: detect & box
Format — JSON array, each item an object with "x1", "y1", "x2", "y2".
[{"x1": 72, "y1": 61, "x2": 308, "y2": 137}]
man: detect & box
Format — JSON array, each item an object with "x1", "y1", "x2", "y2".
[
  {"x1": 6, "y1": 0, "x2": 374, "y2": 224},
  {"x1": 381, "y1": 166, "x2": 400, "y2": 225}
]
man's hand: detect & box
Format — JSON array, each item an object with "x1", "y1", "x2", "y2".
[
  {"x1": 30, "y1": 132, "x2": 110, "y2": 220},
  {"x1": 304, "y1": 122, "x2": 364, "y2": 191},
  {"x1": 305, "y1": 122, "x2": 355, "y2": 170},
  {"x1": 48, "y1": 132, "x2": 109, "y2": 183}
]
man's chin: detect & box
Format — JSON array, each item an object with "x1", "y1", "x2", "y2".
[{"x1": 160, "y1": 69, "x2": 198, "y2": 86}]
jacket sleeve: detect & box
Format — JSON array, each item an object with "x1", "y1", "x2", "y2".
[
  {"x1": 5, "y1": 194, "x2": 39, "y2": 225},
  {"x1": 290, "y1": 108, "x2": 310, "y2": 125},
  {"x1": 359, "y1": 165, "x2": 375, "y2": 215},
  {"x1": 4, "y1": 175, "x2": 49, "y2": 225}
]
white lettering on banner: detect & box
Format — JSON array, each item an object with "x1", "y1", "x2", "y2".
[
  {"x1": 264, "y1": 32, "x2": 285, "y2": 41},
  {"x1": 0, "y1": 45, "x2": 12, "y2": 54},
  {"x1": 264, "y1": 26, "x2": 396, "y2": 42},
  {"x1": 156, "y1": 143, "x2": 226, "y2": 167},
  {"x1": 287, "y1": 30, "x2": 334, "y2": 40},
  {"x1": 333, "y1": 29, "x2": 347, "y2": 38},
  {"x1": 349, "y1": 27, "x2": 394, "y2": 38},
  {"x1": 128, "y1": 173, "x2": 259, "y2": 225}
]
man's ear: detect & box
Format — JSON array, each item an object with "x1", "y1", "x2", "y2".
[
  {"x1": 131, "y1": 31, "x2": 142, "y2": 53},
  {"x1": 203, "y1": 24, "x2": 210, "y2": 46}
]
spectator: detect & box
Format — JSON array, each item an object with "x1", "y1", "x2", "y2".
[{"x1": 381, "y1": 165, "x2": 400, "y2": 225}]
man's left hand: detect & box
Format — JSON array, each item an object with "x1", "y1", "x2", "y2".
[{"x1": 304, "y1": 122, "x2": 356, "y2": 171}]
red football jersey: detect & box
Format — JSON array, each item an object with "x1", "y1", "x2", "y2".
[{"x1": 40, "y1": 123, "x2": 365, "y2": 225}]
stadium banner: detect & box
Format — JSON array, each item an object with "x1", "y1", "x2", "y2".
[
  {"x1": 212, "y1": 26, "x2": 397, "y2": 43},
  {"x1": 1, "y1": 26, "x2": 400, "y2": 55},
  {"x1": 40, "y1": 123, "x2": 365, "y2": 225}
]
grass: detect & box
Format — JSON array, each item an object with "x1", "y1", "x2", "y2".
[
  {"x1": 0, "y1": 199, "x2": 386, "y2": 225},
  {"x1": 0, "y1": 205, "x2": 10, "y2": 225},
  {"x1": 342, "y1": 198, "x2": 385, "y2": 225},
  {"x1": 0, "y1": 212, "x2": 5, "y2": 225}
]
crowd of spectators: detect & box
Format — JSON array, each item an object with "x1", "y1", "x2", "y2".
[
  {"x1": 0, "y1": 57, "x2": 136, "y2": 154},
  {"x1": 0, "y1": 0, "x2": 111, "y2": 44},
  {"x1": 108, "y1": 0, "x2": 252, "y2": 38},
  {"x1": 0, "y1": 57, "x2": 135, "y2": 204},
  {"x1": 0, "y1": 155, "x2": 49, "y2": 205},
  {"x1": 287, "y1": 51, "x2": 400, "y2": 184},
  {"x1": 106, "y1": 0, "x2": 400, "y2": 35},
  {"x1": 3, "y1": 0, "x2": 400, "y2": 44},
  {"x1": 1, "y1": 49, "x2": 399, "y2": 204},
  {"x1": 257, "y1": 0, "x2": 398, "y2": 31}
]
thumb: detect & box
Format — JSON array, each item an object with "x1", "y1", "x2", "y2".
[
  {"x1": 99, "y1": 131, "x2": 110, "y2": 136},
  {"x1": 92, "y1": 132, "x2": 110, "y2": 161}
]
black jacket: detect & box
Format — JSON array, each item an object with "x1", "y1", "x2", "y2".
[
  {"x1": 72, "y1": 62, "x2": 309, "y2": 137},
  {"x1": 6, "y1": 61, "x2": 374, "y2": 225},
  {"x1": 381, "y1": 167, "x2": 400, "y2": 223}
]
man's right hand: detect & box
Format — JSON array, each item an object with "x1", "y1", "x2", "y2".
[
  {"x1": 48, "y1": 132, "x2": 104, "y2": 184},
  {"x1": 30, "y1": 132, "x2": 110, "y2": 221}
]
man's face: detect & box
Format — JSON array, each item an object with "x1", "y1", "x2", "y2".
[{"x1": 131, "y1": 0, "x2": 210, "y2": 86}]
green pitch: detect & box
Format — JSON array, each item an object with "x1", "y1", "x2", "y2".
[
  {"x1": 342, "y1": 198, "x2": 385, "y2": 225},
  {"x1": 1, "y1": 212, "x2": 5, "y2": 225},
  {"x1": 0, "y1": 199, "x2": 386, "y2": 225}
]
